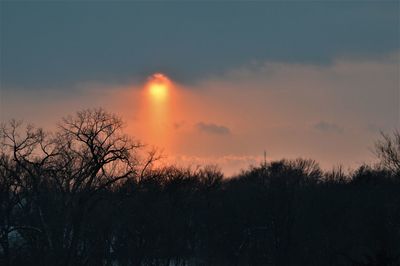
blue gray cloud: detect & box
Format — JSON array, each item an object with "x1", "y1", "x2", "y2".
[
  {"x1": 314, "y1": 121, "x2": 343, "y2": 134},
  {"x1": 1, "y1": 1, "x2": 398, "y2": 89}
]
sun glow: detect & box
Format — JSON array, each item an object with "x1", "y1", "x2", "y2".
[
  {"x1": 147, "y1": 73, "x2": 171, "y2": 100},
  {"x1": 149, "y1": 83, "x2": 168, "y2": 98},
  {"x1": 142, "y1": 73, "x2": 175, "y2": 150}
]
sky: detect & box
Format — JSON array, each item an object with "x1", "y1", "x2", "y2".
[{"x1": 1, "y1": 1, "x2": 399, "y2": 176}]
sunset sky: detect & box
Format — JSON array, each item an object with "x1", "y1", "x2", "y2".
[{"x1": 1, "y1": 1, "x2": 399, "y2": 175}]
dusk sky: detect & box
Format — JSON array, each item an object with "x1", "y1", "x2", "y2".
[{"x1": 1, "y1": 1, "x2": 399, "y2": 175}]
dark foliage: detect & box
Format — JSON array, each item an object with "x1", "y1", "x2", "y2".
[{"x1": 1, "y1": 110, "x2": 399, "y2": 266}]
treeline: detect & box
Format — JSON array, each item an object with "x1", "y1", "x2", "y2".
[{"x1": 1, "y1": 109, "x2": 400, "y2": 266}]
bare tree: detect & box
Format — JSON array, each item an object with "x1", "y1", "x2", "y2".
[
  {"x1": 53, "y1": 108, "x2": 143, "y2": 265},
  {"x1": 55, "y1": 108, "x2": 141, "y2": 194},
  {"x1": 374, "y1": 130, "x2": 400, "y2": 175},
  {"x1": 0, "y1": 120, "x2": 52, "y2": 265},
  {"x1": 0, "y1": 109, "x2": 147, "y2": 266}
]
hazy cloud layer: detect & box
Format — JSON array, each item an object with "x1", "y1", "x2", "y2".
[
  {"x1": 1, "y1": 54, "x2": 398, "y2": 174},
  {"x1": 165, "y1": 154, "x2": 264, "y2": 177},
  {"x1": 196, "y1": 122, "x2": 231, "y2": 135},
  {"x1": 314, "y1": 121, "x2": 343, "y2": 134}
]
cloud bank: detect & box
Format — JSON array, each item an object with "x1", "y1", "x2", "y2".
[
  {"x1": 1, "y1": 53, "x2": 398, "y2": 175},
  {"x1": 1, "y1": 2, "x2": 398, "y2": 88}
]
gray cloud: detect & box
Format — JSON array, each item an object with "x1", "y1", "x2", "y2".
[
  {"x1": 314, "y1": 121, "x2": 343, "y2": 133},
  {"x1": 1, "y1": 2, "x2": 398, "y2": 89},
  {"x1": 173, "y1": 121, "x2": 186, "y2": 130},
  {"x1": 196, "y1": 122, "x2": 231, "y2": 135}
]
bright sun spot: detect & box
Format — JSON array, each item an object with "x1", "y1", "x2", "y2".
[
  {"x1": 147, "y1": 73, "x2": 171, "y2": 100},
  {"x1": 142, "y1": 72, "x2": 174, "y2": 150}
]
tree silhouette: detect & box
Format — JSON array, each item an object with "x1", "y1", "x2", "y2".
[
  {"x1": 0, "y1": 111, "x2": 399, "y2": 266},
  {"x1": 375, "y1": 130, "x2": 400, "y2": 176}
]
